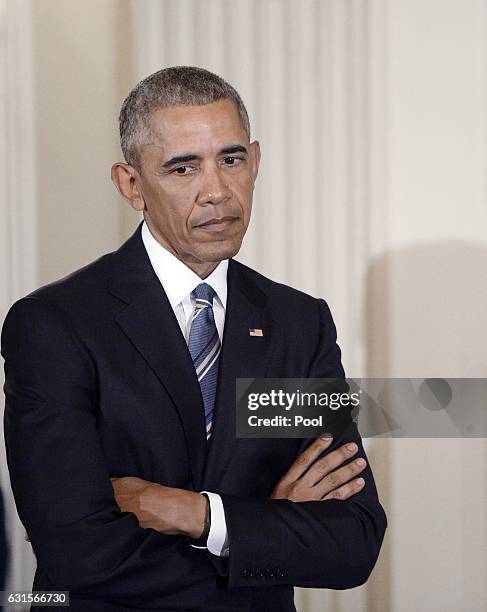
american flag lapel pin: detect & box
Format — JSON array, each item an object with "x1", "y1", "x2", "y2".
[{"x1": 249, "y1": 328, "x2": 264, "y2": 337}]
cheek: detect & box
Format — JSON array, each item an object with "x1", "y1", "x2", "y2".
[
  {"x1": 163, "y1": 206, "x2": 193, "y2": 235},
  {"x1": 148, "y1": 188, "x2": 192, "y2": 230},
  {"x1": 234, "y1": 177, "x2": 254, "y2": 214}
]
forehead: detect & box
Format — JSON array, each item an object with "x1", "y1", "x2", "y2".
[{"x1": 143, "y1": 99, "x2": 247, "y2": 156}]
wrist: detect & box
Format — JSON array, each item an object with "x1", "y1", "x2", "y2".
[{"x1": 188, "y1": 492, "x2": 210, "y2": 543}]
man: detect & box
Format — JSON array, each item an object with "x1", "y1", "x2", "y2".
[{"x1": 2, "y1": 67, "x2": 386, "y2": 611}]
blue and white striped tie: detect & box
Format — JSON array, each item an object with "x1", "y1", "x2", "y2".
[{"x1": 188, "y1": 283, "x2": 221, "y2": 438}]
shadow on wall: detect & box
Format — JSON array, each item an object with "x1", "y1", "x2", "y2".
[{"x1": 364, "y1": 240, "x2": 487, "y2": 612}]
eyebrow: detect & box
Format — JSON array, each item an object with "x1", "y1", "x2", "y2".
[
  {"x1": 162, "y1": 144, "x2": 249, "y2": 169},
  {"x1": 220, "y1": 145, "x2": 248, "y2": 156},
  {"x1": 162, "y1": 154, "x2": 201, "y2": 169}
]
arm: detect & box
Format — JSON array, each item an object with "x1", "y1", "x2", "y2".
[
  {"x1": 220, "y1": 299, "x2": 387, "y2": 589},
  {"x1": 222, "y1": 420, "x2": 385, "y2": 588},
  {"x1": 110, "y1": 300, "x2": 387, "y2": 589},
  {"x1": 1, "y1": 297, "x2": 216, "y2": 607}
]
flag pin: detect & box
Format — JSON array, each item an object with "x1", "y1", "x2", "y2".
[{"x1": 249, "y1": 328, "x2": 263, "y2": 337}]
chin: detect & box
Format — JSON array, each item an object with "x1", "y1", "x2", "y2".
[{"x1": 199, "y1": 241, "x2": 242, "y2": 263}]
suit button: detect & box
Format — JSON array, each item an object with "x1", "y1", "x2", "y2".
[
  {"x1": 255, "y1": 569, "x2": 265, "y2": 578},
  {"x1": 242, "y1": 568, "x2": 253, "y2": 578},
  {"x1": 264, "y1": 568, "x2": 275, "y2": 578}
]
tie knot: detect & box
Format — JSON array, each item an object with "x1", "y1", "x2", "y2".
[{"x1": 192, "y1": 283, "x2": 216, "y2": 305}]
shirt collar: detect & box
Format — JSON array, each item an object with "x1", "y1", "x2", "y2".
[{"x1": 141, "y1": 221, "x2": 228, "y2": 309}]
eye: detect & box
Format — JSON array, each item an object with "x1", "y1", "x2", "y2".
[
  {"x1": 173, "y1": 165, "x2": 194, "y2": 175},
  {"x1": 223, "y1": 156, "x2": 243, "y2": 167}
]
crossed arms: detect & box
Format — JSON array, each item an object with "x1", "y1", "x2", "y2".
[
  {"x1": 111, "y1": 434, "x2": 368, "y2": 539},
  {"x1": 2, "y1": 296, "x2": 386, "y2": 606}
]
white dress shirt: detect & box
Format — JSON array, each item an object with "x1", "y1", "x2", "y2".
[{"x1": 141, "y1": 221, "x2": 229, "y2": 557}]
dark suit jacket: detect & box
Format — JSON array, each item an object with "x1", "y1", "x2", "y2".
[{"x1": 2, "y1": 224, "x2": 386, "y2": 611}]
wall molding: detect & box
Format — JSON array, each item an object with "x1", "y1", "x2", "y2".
[{"x1": 0, "y1": 0, "x2": 38, "y2": 592}]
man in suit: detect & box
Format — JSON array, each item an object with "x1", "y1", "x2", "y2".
[{"x1": 2, "y1": 66, "x2": 386, "y2": 611}]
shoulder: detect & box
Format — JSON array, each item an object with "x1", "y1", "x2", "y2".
[
  {"x1": 1, "y1": 238, "x2": 126, "y2": 352},
  {"x1": 230, "y1": 260, "x2": 344, "y2": 377},
  {"x1": 230, "y1": 259, "x2": 331, "y2": 318},
  {"x1": 4, "y1": 225, "x2": 144, "y2": 323},
  {"x1": 1, "y1": 252, "x2": 113, "y2": 353},
  {"x1": 10, "y1": 223, "x2": 145, "y2": 311},
  {"x1": 27, "y1": 251, "x2": 114, "y2": 305},
  {"x1": 229, "y1": 259, "x2": 339, "y2": 346}
]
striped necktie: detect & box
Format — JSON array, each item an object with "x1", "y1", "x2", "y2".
[{"x1": 188, "y1": 283, "x2": 221, "y2": 437}]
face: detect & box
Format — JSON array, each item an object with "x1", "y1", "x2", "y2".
[{"x1": 112, "y1": 99, "x2": 260, "y2": 278}]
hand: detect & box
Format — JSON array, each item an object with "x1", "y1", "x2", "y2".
[
  {"x1": 271, "y1": 434, "x2": 366, "y2": 502},
  {"x1": 111, "y1": 476, "x2": 207, "y2": 539}
]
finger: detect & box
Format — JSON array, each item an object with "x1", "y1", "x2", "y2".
[
  {"x1": 279, "y1": 434, "x2": 334, "y2": 484},
  {"x1": 322, "y1": 477, "x2": 365, "y2": 501},
  {"x1": 312, "y1": 456, "x2": 367, "y2": 497},
  {"x1": 301, "y1": 442, "x2": 360, "y2": 487}
]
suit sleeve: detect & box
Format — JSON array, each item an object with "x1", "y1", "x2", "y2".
[
  {"x1": 220, "y1": 299, "x2": 387, "y2": 589},
  {"x1": 1, "y1": 297, "x2": 215, "y2": 607}
]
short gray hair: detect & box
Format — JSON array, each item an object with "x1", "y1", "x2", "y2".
[{"x1": 119, "y1": 66, "x2": 251, "y2": 169}]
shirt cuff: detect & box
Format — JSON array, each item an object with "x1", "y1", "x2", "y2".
[{"x1": 201, "y1": 491, "x2": 229, "y2": 557}]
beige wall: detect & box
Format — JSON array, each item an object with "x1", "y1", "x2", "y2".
[
  {"x1": 32, "y1": 0, "x2": 137, "y2": 285},
  {"x1": 2, "y1": 1, "x2": 487, "y2": 610}
]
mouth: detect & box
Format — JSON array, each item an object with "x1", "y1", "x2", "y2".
[{"x1": 194, "y1": 216, "x2": 238, "y2": 232}]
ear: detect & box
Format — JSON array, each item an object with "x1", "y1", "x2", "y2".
[
  {"x1": 111, "y1": 162, "x2": 146, "y2": 212},
  {"x1": 249, "y1": 140, "x2": 261, "y2": 183}
]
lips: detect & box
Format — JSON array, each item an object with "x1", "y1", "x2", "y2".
[
  {"x1": 195, "y1": 216, "x2": 238, "y2": 231},
  {"x1": 197, "y1": 216, "x2": 237, "y2": 226}
]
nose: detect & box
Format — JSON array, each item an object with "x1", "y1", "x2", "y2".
[{"x1": 197, "y1": 164, "x2": 231, "y2": 206}]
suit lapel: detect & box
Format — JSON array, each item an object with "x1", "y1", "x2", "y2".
[
  {"x1": 108, "y1": 225, "x2": 207, "y2": 490},
  {"x1": 203, "y1": 260, "x2": 272, "y2": 490}
]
